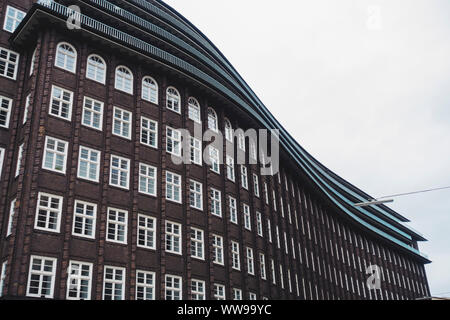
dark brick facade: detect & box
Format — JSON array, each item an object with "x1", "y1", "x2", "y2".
[{"x1": 0, "y1": 0, "x2": 430, "y2": 300}]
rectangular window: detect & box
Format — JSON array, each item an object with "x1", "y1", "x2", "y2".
[
  {"x1": 190, "y1": 137, "x2": 202, "y2": 165},
  {"x1": 23, "y1": 94, "x2": 31, "y2": 124},
  {"x1": 243, "y1": 204, "x2": 251, "y2": 231},
  {"x1": 15, "y1": 143, "x2": 23, "y2": 177},
  {"x1": 190, "y1": 228, "x2": 204, "y2": 260},
  {"x1": 249, "y1": 292, "x2": 257, "y2": 300},
  {"x1": 209, "y1": 146, "x2": 220, "y2": 174},
  {"x1": 166, "y1": 221, "x2": 182, "y2": 255},
  {"x1": 138, "y1": 215, "x2": 156, "y2": 250},
  {"x1": 256, "y1": 212, "x2": 263, "y2": 237},
  {"x1": 107, "y1": 208, "x2": 128, "y2": 244},
  {"x1": 67, "y1": 261, "x2": 93, "y2": 300},
  {"x1": 238, "y1": 132, "x2": 245, "y2": 151},
  {"x1": 165, "y1": 275, "x2": 182, "y2": 300},
  {"x1": 253, "y1": 174, "x2": 260, "y2": 197},
  {"x1": 210, "y1": 188, "x2": 222, "y2": 217},
  {"x1": 260, "y1": 253, "x2": 267, "y2": 280},
  {"x1": 229, "y1": 196, "x2": 238, "y2": 224},
  {"x1": 26, "y1": 255, "x2": 57, "y2": 298},
  {"x1": 280, "y1": 265, "x2": 284, "y2": 289},
  {"x1": 272, "y1": 190, "x2": 277, "y2": 211},
  {"x1": 141, "y1": 117, "x2": 158, "y2": 148},
  {"x1": 113, "y1": 107, "x2": 132, "y2": 139},
  {"x1": 213, "y1": 283, "x2": 226, "y2": 300},
  {"x1": 276, "y1": 226, "x2": 280, "y2": 249},
  {"x1": 0, "y1": 261, "x2": 6, "y2": 298},
  {"x1": 103, "y1": 266, "x2": 125, "y2": 300},
  {"x1": 166, "y1": 171, "x2": 182, "y2": 203},
  {"x1": 139, "y1": 163, "x2": 157, "y2": 196},
  {"x1": 136, "y1": 270, "x2": 155, "y2": 300},
  {"x1": 226, "y1": 155, "x2": 235, "y2": 181},
  {"x1": 49, "y1": 85, "x2": 73, "y2": 121},
  {"x1": 82, "y1": 97, "x2": 103, "y2": 131},
  {"x1": 110, "y1": 155, "x2": 130, "y2": 189},
  {"x1": 189, "y1": 180, "x2": 203, "y2": 211},
  {"x1": 166, "y1": 127, "x2": 181, "y2": 156},
  {"x1": 35, "y1": 193, "x2": 62, "y2": 233},
  {"x1": 7, "y1": 199, "x2": 16, "y2": 236},
  {"x1": 264, "y1": 182, "x2": 269, "y2": 204},
  {"x1": 0, "y1": 148, "x2": 4, "y2": 179},
  {"x1": 0, "y1": 47, "x2": 19, "y2": 80},
  {"x1": 42, "y1": 136, "x2": 68, "y2": 173},
  {"x1": 72, "y1": 200, "x2": 97, "y2": 239},
  {"x1": 77, "y1": 146, "x2": 100, "y2": 182},
  {"x1": 191, "y1": 279, "x2": 205, "y2": 300},
  {"x1": 246, "y1": 247, "x2": 254, "y2": 275},
  {"x1": 271, "y1": 259, "x2": 276, "y2": 285},
  {"x1": 233, "y1": 288, "x2": 242, "y2": 300},
  {"x1": 212, "y1": 234, "x2": 224, "y2": 265},
  {"x1": 231, "y1": 241, "x2": 240, "y2": 271},
  {"x1": 3, "y1": 6, "x2": 25, "y2": 33},
  {"x1": 240, "y1": 165, "x2": 248, "y2": 190},
  {"x1": 0, "y1": 95, "x2": 12, "y2": 128}
]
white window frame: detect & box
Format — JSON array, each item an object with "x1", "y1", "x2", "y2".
[
  {"x1": 233, "y1": 288, "x2": 242, "y2": 300},
  {"x1": 188, "y1": 97, "x2": 201, "y2": 123},
  {"x1": 189, "y1": 179, "x2": 203, "y2": 211},
  {"x1": 72, "y1": 200, "x2": 97, "y2": 239},
  {"x1": 209, "y1": 146, "x2": 220, "y2": 174},
  {"x1": 49, "y1": 85, "x2": 73, "y2": 121},
  {"x1": 140, "y1": 116, "x2": 158, "y2": 149},
  {"x1": 226, "y1": 155, "x2": 235, "y2": 182},
  {"x1": 137, "y1": 214, "x2": 157, "y2": 250},
  {"x1": 138, "y1": 163, "x2": 157, "y2": 196},
  {"x1": 256, "y1": 211, "x2": 263, "y2": 237},
  {"x1": 103, "y1": 266, "x2": 126, "y2": 300},
  {"x1": 42, "y1": 136, "x2": 68, "y2": 174},
  {"x1": 23, "y1": 93, "x2": 31, "y2": 124},
  {"x1": 224, "y1": 118, "x2": 233, "y2": 142},
  {"x1": 260, "y1": 253, "x2": 267, "y2": 280},
  {"x1": 112, "y1": 107, "x2": 132, "y2": 140},
  {"x1": 86, "y1": 54, "x2": 106, "y2": 84},
  {"x1": 7, "y1": 199, "x2": 16, "y2": 237},
  {"x1": 165, "y1": 274, "x2": 182, "y2": 300},
  {"x1": 0, "y1": 47, "x2": 19, "y2": 80},
  {"x1": 34, "y1": 192, "x2": 63, "y2": 233},
  {"x1": 29, "y1": 47, "x2": 37, "y2": 76},
  {"x1": 77, "y1": 146, "x2": 101, "y2": 182},
  {"x1": 210, "y1": 188, "x2": 222, "y2": 217},
  {"x1": 231, "y1": 241, "x2": 240, "y2": 271},
  {"x1": 240, "y1": 165, "x2": 248, "y2": 190},
  {"x1": 212, "y1": 234, "x2": 224, "y2": 266},
  {"x1": 136, "y1": 270, "x2": 156, "y2": 300},
  {"x1": 0, "y1": 95, "x2": 13, "y2": 128},
  {"x1": 0, "y1": 261, "x2": 6, "y2": 298},
  {"x1": 243, "y1": 204, "x2": 251, "y2": 231},
  {"x1": 191, "y1": 279, "x2": 205, "y2": 300},
  {"x1": 15, "y1": 143, "x2": 23, "y2": 177},
  {"x1": 166, "y1": 87, "x2": 181, "y2": 114},
  {"x1": 115, "y1": 66, "x2": 133, "y2": 94},
  {"x1": 229, "y1": 196, "x2": 238, "y2": 225},
  {"x1": 106, "y1": 208, "x2": 128, "y2": 244},
  {"x1": 82, "y1": 96, "x2": 104, "y2": 131},
  {"x1": 166, "y1": 126, "x2": 181, "y2": 157},
  {"x1": 142, "y1": 76, "x2": 159, "y2": 104},
  {"x1": 165, "y1": 220, "x2": 182, "y2": 255},
  {"x1": 0, "y1": 148, "x2": 5, "y2": 179},
  {"x1": 55, "y1": 42, "x2": 77, "y2": 73},
  {"x1": 166, "y1": 171, "x2": 182, "y2": 204},
  {"x1": 3, "y1": 6, "x2": 25, "y2": 33},
  {"x1": 26, "y1": 255, "x2": 57, "y2": 298},
  {"x1": 66, "y1": 260, "x2": 93, "y2": 300},
  {"x1": 190, "y1": 227, "x2": 205, "y2": 260},
  {"x1": 246, "y1": 247, "x2": 255, "y2": 275},
  {"x1": 213, "y1": 283, "x2": 226, "y2": 300},
  {"x1": 109, "y1": 155, "x2": 130, "y2": 190},
  {"x1": 190, "y1": 136, "x2": 202, "y2": 165},
  {"x1": 207, "y1": 108, "x2": 218, "y2": 132},
  {"x1": 253, "y1": 174, "x2": 260, "y2": 197}
]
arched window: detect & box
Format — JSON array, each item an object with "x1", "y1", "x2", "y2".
[
  {"x1": 115, "y1": 66, "x2": 133, "y2": 94},
  {"x1": 188, "y1": 97, "x2": 201, "y2": 123},
  {"x1": 29, "y1": 47, "x2": 37, "y2": 76},
  {"x1": 55, "y1": 42, "x2": 77, "y2": 73},
  {"x1": 166, "y1": 87, "x2": 181, "y2": 113},
  {"x1": 86, "y1": 54, "x2": 106, "y2": 84},
  {"x1": 224, "y1": 118, "x2": 233, "y2": 142},
  {"x1": 142, "y1": 76, "x2": 158, "y2": 104},
  {"x1": 207, "y1": 108, "x2": 218, "y2": 132}
]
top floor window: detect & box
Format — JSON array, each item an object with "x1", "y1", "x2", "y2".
[
  {"x1": 115, "y1": 66, "x2": 133, "y2": 94},
  {"x1": 207, "y1": 108, "x2": 218, "y2": 132},
  {"x1": 55, "y1": 42, "x2": 77, "y2": 73},
  {"x1": 224, "y1": 118, "x2": 233, "y2": 142},
  {"x1": 188, "y1": 97, "x2": 201, "y2": 123},
  {"x1": 3, "y1": 6, "x2": 25, "y2": 33},
  {"x1": 166, "y1": 87, "x2": 180, "y2": 113},
  {"x1": 86, "y1": 54, "x2": 106, "y2": 84},
  {"x1": 142, "y1": 76, "x2": 158, "y2": 104}
]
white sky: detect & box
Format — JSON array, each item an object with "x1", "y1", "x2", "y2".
[{"x1": 163, "y1": 0, "x2": 450, "y2": 297}]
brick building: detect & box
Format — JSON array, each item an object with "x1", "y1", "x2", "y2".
[{"x1": 0, "y1": 0, "x2": 430, "y2": 300}]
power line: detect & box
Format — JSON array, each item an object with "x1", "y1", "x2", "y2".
[{"x1": 376, "y1": 185, "x2": 450, "y2": 200}]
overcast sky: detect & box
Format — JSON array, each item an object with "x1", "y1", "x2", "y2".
[{"x1": 163, "y1": 0, "x2": 450, "y2": 297}]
